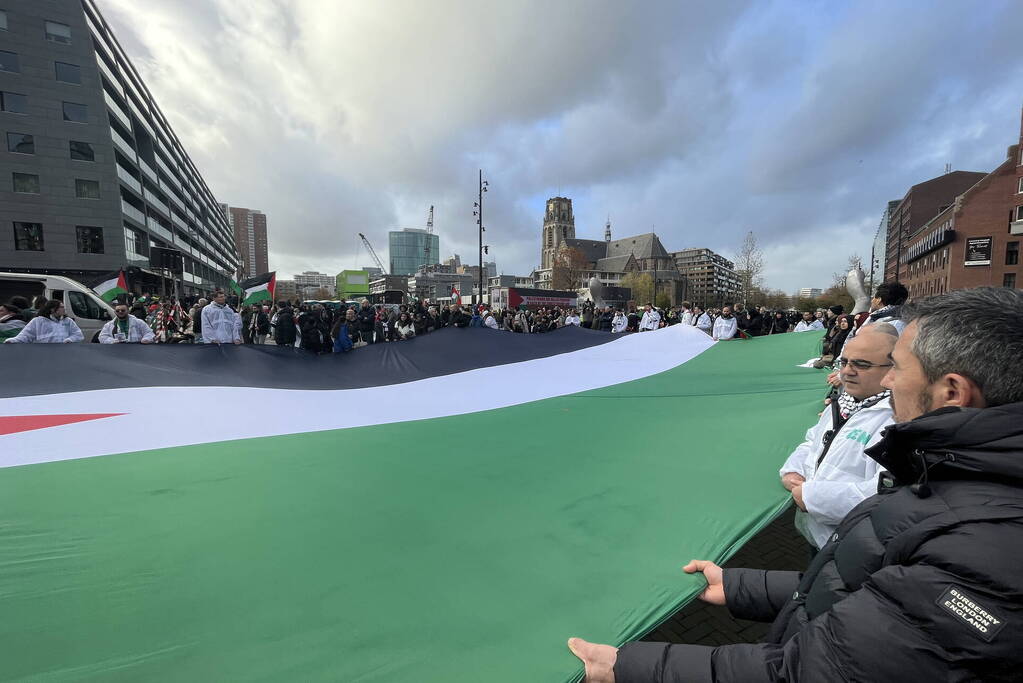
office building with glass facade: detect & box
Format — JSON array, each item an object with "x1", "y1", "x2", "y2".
[
  {"x1": 388, "y1": 228, "x2": 439, "y2": 276},
  {"x1": 0, "y1": 0, "x2": 240, "y2": 295}
]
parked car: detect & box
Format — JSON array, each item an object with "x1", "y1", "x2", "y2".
[{"x1": 0, "y1": 272, "x2": 116, "y2": 342}]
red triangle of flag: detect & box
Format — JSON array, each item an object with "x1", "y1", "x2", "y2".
[{"x1": 0, "y1": 413, "x2": 124, "y2": 436}]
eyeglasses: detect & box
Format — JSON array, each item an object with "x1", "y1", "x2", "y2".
[{"x1": 837, "y1": 358, "x2": 893, "y2": 371}]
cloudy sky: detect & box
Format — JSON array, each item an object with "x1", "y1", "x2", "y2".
[{"x1": 99, "y1": 0, "x2": 1023, "y2": 292}]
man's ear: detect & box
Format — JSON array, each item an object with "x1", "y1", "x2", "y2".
[{"x1": 934, "y1": 373, "x2": 987, "y2": 410}]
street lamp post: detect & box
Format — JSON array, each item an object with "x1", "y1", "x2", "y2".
[{"x1": 473, "y1": 169, "x2": 488, "y2": 307}]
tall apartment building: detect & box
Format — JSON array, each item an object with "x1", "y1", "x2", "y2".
[
  {"x1": 388, "y1": 228, "x2": 439, "y2": 275},
  {"x1": 883, "y1": 171, "x2": 986, "y2": 283},
  {"x1": 797, "y1": 288, "x2": 822, "y2": 299},
  {"x1": 671, "y1": 248, "x2": 739, "y2": 307},
  {"x1": 220, "y1": 204, "x2": 268, "y2": 278},
  {"x1": 0, "y1": 0, "x2": 240, "y2": 296}
]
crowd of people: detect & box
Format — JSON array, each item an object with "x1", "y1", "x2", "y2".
[
  {"x1": 570, "y1": 283, "x2": 1023, "y2": 682},
  {"x1": 1, "y1": 286, "x2": 867, "y2": 350}
]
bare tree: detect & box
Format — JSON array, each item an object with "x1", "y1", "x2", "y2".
[
  {"x1": 735, "y1": 231, "x2": 764, "y2": 306},
  {"x1": 550, "y1": 247, "x2": 590, "y2": 291}
]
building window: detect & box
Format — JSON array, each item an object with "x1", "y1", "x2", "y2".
[
  {"x1": 75, "y1": 178, "x2": 100, "y2": 199},
  {"x1": 45, "y1": 20, "x2": 71, "y2": 44},
  {"x1": 6, "y1": 132, "x2": 33, "y2": 154},
  {"x1": 0, "y1": 50, "x2": 18, "y2": 73},
  {"x1": 0, "y1": 10, "x2": 7, "y2": 30},
  {"x1": 12, "y1": 172, "x2": 39, "y2": 193},
  {"x1": 62, "y1": 101, "x2": 87, "y2": 122},
  {"x1": 69, "y1": 140, "x2": 94, "y2": 161},
  {"x1": 1018, "y1": 177, "x2": 1023, "y2": 194},
  {"x1": 55, "y1": 61, "x2": 80, "y2": 84},
  {"x1": 1017, "y1": 205, "x2": 1023, "y2": 222},
  {"x1": 0, "y1": 91, "x2": 27, "y2": 113},
  {"x1": 1005, "y1": 273, "x2": 1017, "y2": 289},
  {"x1": 13, "y1": 222, "x2": 44, "y2": 251},
  {"x1": 1008, "y1": 242, "x2": 1020, "y2": 266},
  {"x1": 76, "y1": 226, "x2": 104, "y2": 253}
]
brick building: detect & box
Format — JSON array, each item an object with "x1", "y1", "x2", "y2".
[
  {"x1": 900, "y1": 108, "x2": 1023, "y2": 298},
  {"x1": 883, "y1": 171, "x2": 987, "y2": 283}
]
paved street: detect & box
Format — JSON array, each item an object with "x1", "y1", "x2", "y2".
[{"x1": 643, "y1": 505, "x2": 808, "y2": 646}]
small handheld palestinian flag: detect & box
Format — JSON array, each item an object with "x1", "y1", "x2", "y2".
[
  {"x1": 238, "y1": 272, "x2": 276, "y2": 306},
  {"x1": 92, "y1": 270, "x2": 128, "y2": 303},
  {"x1": 451, "y1": 285, "x2": 460, "y2": 301}
]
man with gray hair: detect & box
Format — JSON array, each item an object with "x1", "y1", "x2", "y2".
[
  {"x1": 569, "y1": 287, "x2": 1023, "y2": 682},
  {"x1": 779, "y1": 323, "x2": 897, "y2": 550}
]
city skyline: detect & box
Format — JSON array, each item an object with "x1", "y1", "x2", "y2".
[{"x1": 95, "y1": 0, "x2": 1023, "y2": 292}]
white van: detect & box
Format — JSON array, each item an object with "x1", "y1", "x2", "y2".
[{"x1": 0, "y1": 272, "x2": 116, "y2": 342}]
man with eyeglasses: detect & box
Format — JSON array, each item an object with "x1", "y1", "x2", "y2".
[
  {"x1": 777, "y1": 324, "x2": 897, "y2": 550},
  {"x1": 98, "y1": 301, "x2": 155, "y2": 344}
]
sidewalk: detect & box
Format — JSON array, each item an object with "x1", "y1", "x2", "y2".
[{"x1": 642, "y1": 505, "x2": 808, "y2": 646}]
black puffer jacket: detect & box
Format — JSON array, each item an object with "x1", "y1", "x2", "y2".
[{"x1": 616, "y1": 402, "x2": 1023, "y2": 682}]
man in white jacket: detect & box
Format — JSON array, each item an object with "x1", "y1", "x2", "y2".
[
  {"x1": 779, "y1": 324, "x2": 898, "y2": 549},
  {"x1": 638, "y1": 303, "x2": 660, "y2": 331},
  {"x1": 693, "y1": 305, "x2": 712, "y2": 334},
  {"x1": 793, "y1": 311, "x2": 825, "y2": 332},
  {"x1": 712, "y1": 305, "x2": 737, "y2": 341},
  {"x1": 201, "y1": 290, "x2": 242, "y2": 344},
  {"x1": 99, "y1": 302, "x2": 155, "y2": 343},
  {"x1": 679, "y1": 301, "x2": 694, "y2": 326}
]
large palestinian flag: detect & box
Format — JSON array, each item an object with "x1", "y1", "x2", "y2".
[{"x1": 0, "y1": 325, "x2": 824, "y2": 681}]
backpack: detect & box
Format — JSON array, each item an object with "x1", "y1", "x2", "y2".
[{"x1": 469, "y1": 314, "x2": 483, "y2": 328}]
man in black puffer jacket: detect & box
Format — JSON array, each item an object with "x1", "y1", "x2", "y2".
[{"x1": 569, "y1": 287, "x2": 1023, "y2": 682}]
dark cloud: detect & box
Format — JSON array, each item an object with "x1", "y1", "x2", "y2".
[{"x1": 98, "y1": 0, "x2": 1022, "y2": 291}]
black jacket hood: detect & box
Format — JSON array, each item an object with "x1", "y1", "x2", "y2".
[{"x1": 866, "y1": 401, "x2": 1023, "y2": 485}]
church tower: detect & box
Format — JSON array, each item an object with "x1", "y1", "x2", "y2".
[
  {"x1": 541, "y1": 197, "x2": 575, "y2": 270},
  {"x1": 605, "y1": 216, "x2": 612, "y2": 242}
]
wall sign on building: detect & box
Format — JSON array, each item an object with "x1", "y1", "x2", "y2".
[{"x1": 964, "y1": 237, "x2": 993, "y2": 266}]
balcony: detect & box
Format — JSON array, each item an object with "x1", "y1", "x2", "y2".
[
  {"x1": 146, "y1": 216, "x2": 173, "y2": 243},
  {"x1": 171, "y1": 210, "x2": 187, "y2": 231},
  {"x1": 121, "y1": 199, "x2": 146, "y2": 225},
  {"x1": 109, "y1": 127, "x2": 135, "y2": 158},
  {"x1": 116, "y1": 163, "x2": 141, "y2": 193},
  {"x1": 138, "y1": 158, "x2": 158, "y2": 184},
  {"x1": 143, "y1": 189, "x2": 169, "y2": 217},
  {"x1": 96, "y1": 58, "x2": 122, "y2": 95},
  {"x1": 155, "y1": 155, "x2": 176, "y2": 180},
  {"x1": 103, "y1": 90, "x2": 131, "y2": 130},
  {"x1": 1011, "y1": 220, "x2": 1023, "y2": 236}
]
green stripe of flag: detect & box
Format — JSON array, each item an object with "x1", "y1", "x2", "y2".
[{"x1": 0, "y1": 333, "x2": 823, "y2": 682}]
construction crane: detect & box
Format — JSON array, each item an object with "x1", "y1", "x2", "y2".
[
  {"x1": 358, "y1": 232, "x2": 387, "y2": 275},
  {"x1": 424, "y1": 205, "x2": 434, "y2": 263}
]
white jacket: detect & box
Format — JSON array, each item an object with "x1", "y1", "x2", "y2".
[
  {"x1": 99, "y1": 316, "x2": 155, "y2": 343},
  {"x1": 680, "y1": 310, "x2": 694, "y2": 326},
  {"x1": 780, "y1": 397, "x2": 894, "y2": 548},
  {"x1": 201, "y1": 303, "x2": 242, "y2": 343},
  {"x1": 4, "y1": 315, "x2": 84, "y2": 343},
  {"x1": 639, "y1": 310, "x2": 660, "y2": 331},
  {"x1": 564, "y1": 315, "x2": 580, "y2": 326},
  {"x1": 611, "y1": 313, "x2": 627, "y2": 333},
  {"x1": 483, "y1": 314, "x2": 498, "y2": 329},
  {"x1": 794, "y1": 320, "x2": 824, "y2": 332},
  {"x1": 712, "y1": 316, "x2": 737, "y2": 340},
  {"x1": 695, "y1": 312, "x2": 712, "y2": 332}
]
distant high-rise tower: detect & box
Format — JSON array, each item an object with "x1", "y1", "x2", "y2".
[
  {"x1": 540, "y1": 197, "x2": 574, "y2": 270},
  {"x1": 221, "y1": 205, "x2": 269, "y2": 277}
]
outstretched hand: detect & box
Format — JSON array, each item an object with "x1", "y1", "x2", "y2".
[
  {"x1": 683, "y1": 560, "x2": 726, "y2": 606},
  {"x1": 567, "y1": 638, "x2": 617, "y2": 683}
]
